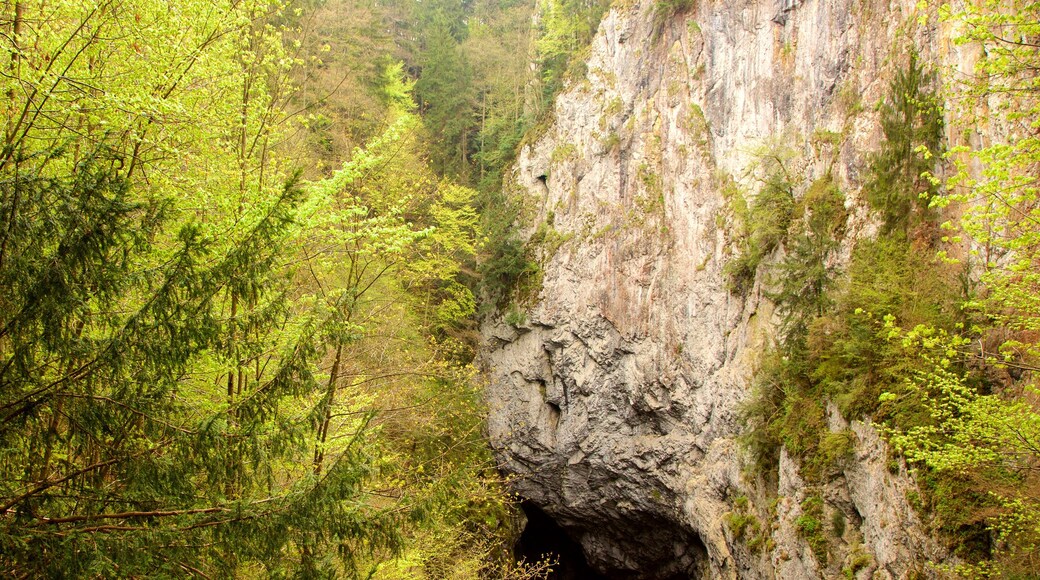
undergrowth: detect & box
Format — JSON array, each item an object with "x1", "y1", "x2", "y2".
[{"x1": 734, "y1": 52, "x2": 1034, "y2": 571}]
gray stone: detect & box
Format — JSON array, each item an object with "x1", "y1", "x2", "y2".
[{"x1": 481, "y1": 0, "x2": 973, "y2": 576}]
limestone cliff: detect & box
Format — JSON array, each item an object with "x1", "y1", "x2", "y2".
[{"x1": 481, "y1": 0, "x2": 972, "y2": 577}]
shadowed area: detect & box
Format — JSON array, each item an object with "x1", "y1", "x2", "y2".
[{"x1": 516, "y1": 501, "x2": 608, "y2": 580}]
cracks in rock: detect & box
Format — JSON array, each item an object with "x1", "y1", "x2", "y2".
[
  {"x1": 546, "y1": 400, "x2": 562, "y2": 445},
  {"x1": 772, "y1": 0, "x2": 803, "y2": 26}
]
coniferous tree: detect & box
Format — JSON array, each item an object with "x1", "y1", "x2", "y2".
[
  {"x1": 414, "y1": 0, "x2": 478, "y2": 179},
  {"x1": 0, "y1": 1, "x2": 398, "y2": 575},
  {"x1": 864, "y1": 52, "x2": 944, "y2": 235},
  {"x1": 0, "y1": 151, "x2": 399, "y2": 576}
]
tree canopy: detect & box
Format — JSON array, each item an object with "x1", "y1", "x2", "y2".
[{"x1": 0, "y1": 1, "x2": 538, "y2": 577}]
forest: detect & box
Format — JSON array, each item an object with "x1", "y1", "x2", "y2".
[
  {"x1": 0, "y1": 0, "x2": 597, "y2": 576},
  {"x1": 1, "y1": 0, "x2": 1039, "y2": 578}
]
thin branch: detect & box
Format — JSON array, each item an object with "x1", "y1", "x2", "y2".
[
  {"x1": 36, "y1": 506, "x2": 227, "y2": 526},
  {"x1": 0, "y1": 457, "x2": 122, "y2": 515}
]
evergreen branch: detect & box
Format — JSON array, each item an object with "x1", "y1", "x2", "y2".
[
  {"x1": 0, "y1": 457, "x2": 122, "y2": 516},
  {"x1": 0, "y1": 352, "x2": 107, "y2": 426},
  {"x1": 1, "y1": 438, "x2": 173, "y2": 516},
  {"x1": 55, "y1": 393, "x2": 195, "y2": 435},
  {"x1": 0, "y1": 210, "x2": 228, "y2": 427},
  {"x1": 36, "y1": 506, "x2": 228, "y2": 526},
  {"x1": 171, "y1": 559, "x2": 212, "y2": 579},
  {"x1": 63, "y1": 525, "x2": 144, "y2": 533}
]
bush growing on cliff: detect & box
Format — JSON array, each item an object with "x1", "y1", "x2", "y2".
[
  {"x1": 653, "y1": 0, "x2": 696, "y2": 34},
  {"x1": 534, "y1": 0, "x2": 612, "y2": 106},
  {"x1": 478, "y1": 228, "x2": 542, "y2": 309},
  {"x1": 796, "y1": 495, "x2": 829, "y2": 564},
  {"x1": 769, "y1": 174, "x2": 847, "y2": 340},
  {"x1": 723, "y1": 172, "x2": 796, "y2": 295},
  {"x1": 741, "y1": 47, "x2": 951, "y2": 447},
  {"x1": 739, "y1": 31, "x2": 1040, "y2": 572}
]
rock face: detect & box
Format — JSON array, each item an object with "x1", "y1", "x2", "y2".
[{"x1": 481, "y1": 0, "x2": 968, "y2": 577}]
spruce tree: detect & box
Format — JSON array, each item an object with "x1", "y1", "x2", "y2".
[
  {"x1": 864, "y1": 52, "x2": 944, "y2": 234},
  {"x1": 0, "y1": 151, "x2": 398, "y2": 577}
]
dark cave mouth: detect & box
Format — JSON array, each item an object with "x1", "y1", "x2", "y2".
[
  {"x1": 516, "y1": 501, "x2": 608, "y2": 580},
  {"x1": 515, "y1": 500, "x2": 709, "y2": 580}
]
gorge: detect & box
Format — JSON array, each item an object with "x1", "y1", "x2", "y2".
[{"x1": 1, "y1": 0, "x2": 1035, "y2": 576}]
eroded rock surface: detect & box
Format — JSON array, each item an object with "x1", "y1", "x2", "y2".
[{"x1": 481, "y1": 0, "x2": 966, "y2": 577}]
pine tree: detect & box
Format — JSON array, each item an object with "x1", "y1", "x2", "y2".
[
  {"x1": 0, "y1": 1, "x2": 400, "y2": 575},
  {"x1": 414, "y1": 0, "x2": 478, "y2": 179}
]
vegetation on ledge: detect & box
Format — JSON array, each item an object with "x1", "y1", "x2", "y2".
[{"x1": 737, "y1": 10, "x2": 1040, "y2": 572}]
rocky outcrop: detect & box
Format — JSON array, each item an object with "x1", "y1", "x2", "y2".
[{"x1": 481, "y1": 0, "x2": 968, "y2": 577}]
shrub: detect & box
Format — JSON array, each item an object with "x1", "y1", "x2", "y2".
[
  {"x1": 479, "y1": 234, "x2": 541, "y2": 308},
  {"x1": 724, "y1": 175, "x2": 795, "y2": 294},
  {"x1": 653, "y1": 0, "x2": 696, "y2": 34},
  {"x1": 724, "y1": 495, "x2": 771, "y2": 553},
  {"x1": 796, "y1": 495, "x2": 829, "y2": 563}
]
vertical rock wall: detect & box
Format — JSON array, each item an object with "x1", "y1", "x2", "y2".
[{"x1": 481, "y1": 0, "x2": 971, "y2": 577}]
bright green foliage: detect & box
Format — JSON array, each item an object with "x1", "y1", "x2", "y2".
[
  {"x1": 873, "y1": 3, "x2": 1040, "y2": 573},
  {"x1": 863, "y1": 52, "x2": 944, "y2": 235},
  {"x1": 0, "y1": 2, "x2": 524, "y2": 576},
  {"x1": 421, "y1": 182, "x2": 481, "y2": 329},
  {"x1": 818, "y1": 237, "x2": 964, "y2": 417},
  {"x1": 884, "y1": 329, "x2": 1038, "y2": 475},
  {"x1": 295, "y1": 65, "x2": 538, "y2": 578},
  {"x1": 0, "y1": 150, "x2": 395, "y2": 576},
  {"x1": 742, "y1": 232, "x2": 966, "y2": 478},
  {"x1": 936, "y1": 1, "x2": 1040, "y2": 357},
  {"x1": 302, "y1": 67, "x2": 481, "y2": 341},
  {"x1": 0, "y1": 1, "x2": 397, "y2": 575},
  {"x1": 357, "y1": 0, "x2": 546, "y2": 313},
  {"x1": 875, "y1": 324, "x2": 1038, "y2": 570},
  {"x1": 724, "y1": 171, "x2": 796, "y2": 295},
  {"x1": 533, "y1": 0, "x2": 612, "y2": 104}
]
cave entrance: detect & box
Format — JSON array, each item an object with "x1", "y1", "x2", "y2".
[{"x1": 516, "y1": 501, "x2": 608, "y2": 580}]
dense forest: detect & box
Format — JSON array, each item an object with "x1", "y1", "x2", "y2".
[
  {"x1": 0, "y1": 0, "x2": 604, "y2": 576},
  {"x1": 2, "y1": 0, "x2": 1039, "y2": 578}
]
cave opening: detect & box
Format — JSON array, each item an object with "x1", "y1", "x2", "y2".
[
  {"x1": 514, "y1": 499, "x2": 711, "y2": 579},
  {"x1": 516, "y1": 501, "x2": 608, "y2": 580}
]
